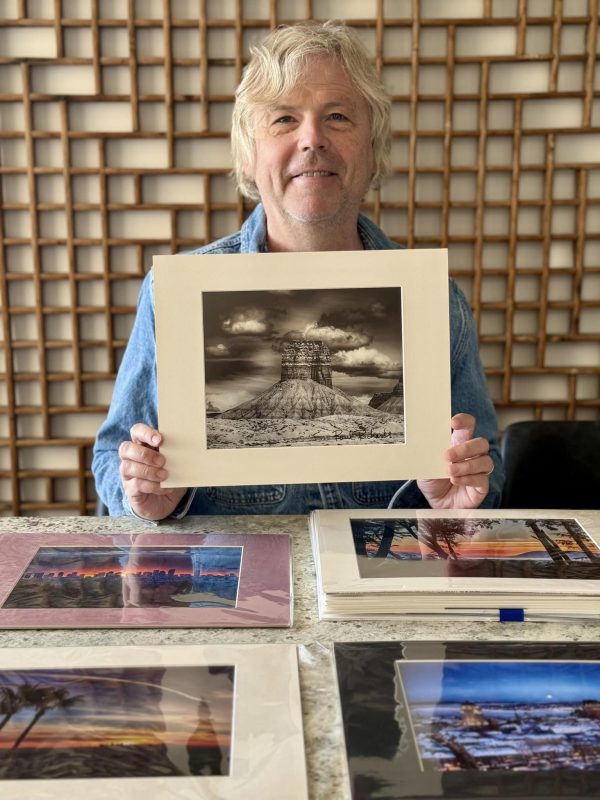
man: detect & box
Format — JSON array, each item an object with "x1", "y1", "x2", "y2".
[{"x1": 93, "y1": 21, "x2": 503, "y2": 521}]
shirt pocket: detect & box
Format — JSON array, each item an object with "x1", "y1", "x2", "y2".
[
  {"x1": 351, "y1": 481, "x2": 403, "y2": 507},
  {"x1": 204, "y1": 484, "x2": 287, "y2": 512}
]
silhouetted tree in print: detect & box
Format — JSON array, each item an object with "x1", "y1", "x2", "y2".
[
  {"x1": 353, "y1": 519, "x2": 405, "y2": 557},
  {"x1": 10, "y1": 684, "x2": 82, "y2": 751},
  {"x1": 0, "y1": 687, "x2": 23, "y2": 731},
  {"x1": 417, "y1": 519, "x2": 466, "y2": 559},
  {"x1": 524, "y1": 520, "x2": 569, "y2": 563},
  {"x1": 559, "y1": 519, "x2": 600, "y2": 561},
  {"x1": 410, "y1": 518, "x2": 483, "y2": 560}
]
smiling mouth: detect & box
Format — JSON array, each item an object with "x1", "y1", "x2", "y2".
[{"x1": 293, "y1": 170, "x2": 335, "y2": 178}]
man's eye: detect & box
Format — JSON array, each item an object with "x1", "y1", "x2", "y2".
[
  {"x1": 274, "y1": 115, "x2": 295, "y2": 124},
  {"x1": 329, "y1": 113, "x2": 349, "y2": 121}
]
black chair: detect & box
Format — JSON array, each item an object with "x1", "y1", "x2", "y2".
[{"x1": 500, "y1": 420, "x2": 600, "y2": 509}]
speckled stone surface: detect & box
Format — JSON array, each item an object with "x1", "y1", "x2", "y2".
[{"x1": 1, "y1": 511, "x2": 600, "y2": 799}]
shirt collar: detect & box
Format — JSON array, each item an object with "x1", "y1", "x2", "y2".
[{"x1": 239, "y1": 203, "x2": 401, "y2": 252}]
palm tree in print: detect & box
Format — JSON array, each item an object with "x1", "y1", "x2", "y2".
[
  {"x1": 10, "y1": 683, "x2": 82, "y2": 751},
  {"x1": 0, "y1": 687, "x2": 24, "y2": 731}
]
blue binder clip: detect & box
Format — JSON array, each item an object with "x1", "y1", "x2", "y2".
[{"x1": 499, "y1": 608, "x2": 525, "y2": 622}]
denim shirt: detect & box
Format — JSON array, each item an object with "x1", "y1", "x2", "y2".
[{"x1": 92, "y1": 204, "x2": 504, "y2": 517}]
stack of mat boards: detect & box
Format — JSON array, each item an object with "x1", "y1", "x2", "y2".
[{"x1": 310, "y1": 508, "x2": 600, "y2": 622}]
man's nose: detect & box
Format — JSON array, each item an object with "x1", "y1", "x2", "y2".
[{"x1": 298, "y1": 117, "x2": 328, "y2": 151}]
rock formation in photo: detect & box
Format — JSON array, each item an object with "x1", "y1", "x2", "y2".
[
  {"x1": 369, "y1": 379, "x2": 403, "y2": 415},
  {"x1": 218, "y1": 340, "x2": 392, "y2": 420}
]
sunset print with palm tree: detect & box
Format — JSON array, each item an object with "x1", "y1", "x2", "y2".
[{"x1": 0, "y1": 665, "x2": 234, "y2": 780}]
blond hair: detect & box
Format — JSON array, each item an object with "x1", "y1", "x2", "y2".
[{"x1": 231, "y1": 21, "x2": 392, "y2": 200}]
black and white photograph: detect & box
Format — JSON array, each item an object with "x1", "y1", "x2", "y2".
[
  {"x1": 203, "y1": 287, "x2": 404, "y2": 450},
  {"x1": 154, "y1": 250, "x2": 451, "y2": 488}
]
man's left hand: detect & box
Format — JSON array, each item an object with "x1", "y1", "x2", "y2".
[{"x1": 417, "y1": 413, "x2": 493, "y2": 509}]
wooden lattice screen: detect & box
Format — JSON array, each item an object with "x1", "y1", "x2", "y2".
[{"x1": 0, "y1": 0, "x2": 599, "y2": 515}]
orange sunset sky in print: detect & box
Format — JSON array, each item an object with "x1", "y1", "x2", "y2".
[
  {"x1": 0, "y1": 666, "x2": 233, "y2": 753},
  {"x1": 364, "y1": 519, "x2": 600, "y2": 560}
]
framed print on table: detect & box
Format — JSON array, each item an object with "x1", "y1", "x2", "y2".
[
  {"x1": 335, "y1": 639, "x2": 600, "y2": 800},
  {"x1": 0, "y1": 531, "x2": 292, "y2": 628},
  {"x1": 154, "y1": 249, "x2": 450, "y2": 488},
  {"x1": 311, "y1": 508, "x2": 600, "y2": 619},
  {"x1": 0, "y1": 642, "x2": 308, "y2": 799}
]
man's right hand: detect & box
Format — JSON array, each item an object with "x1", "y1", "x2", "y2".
[{"x1": 118, "y1": 423, "x2": 186, "y2": 520}]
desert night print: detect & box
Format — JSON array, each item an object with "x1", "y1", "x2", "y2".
[
  {"x1": 0, "y1": 665, "x2": 234, "y2": 779},
  {"x1": 396, "y1": 659, "x2": 600, "y2": 772},
  {"x1": 2, "y1": 546, "x2": 242, "y2": 609},
  {"x1": 202, "y1": 287, "x2": 404, "y2": 449},
  {"x1": 351, "y1": 517, "x2": 600, "y2": 579}
]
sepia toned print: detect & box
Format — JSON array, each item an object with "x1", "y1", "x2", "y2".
[
  {"x1": 155, "y1": 250, "x2": 451, "y2": 488},
  {"x1": 203, "y1": 287, "x2": 404, "y2": 450},
  {"x1": 0, "y1": 665, "x2": 234, "y2": 780}
]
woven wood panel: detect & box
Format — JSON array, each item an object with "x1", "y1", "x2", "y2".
[{"x1": 0, "y1": 0, "x2": 599, "y2": 516}]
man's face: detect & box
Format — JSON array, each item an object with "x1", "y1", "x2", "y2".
[{"x1": 247, "y1": 57, "x2": 374, "y2": 231}]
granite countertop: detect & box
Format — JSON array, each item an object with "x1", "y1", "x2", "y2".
[{"x1": 1, "y1": 511, "x2": 599, "y2": 799}]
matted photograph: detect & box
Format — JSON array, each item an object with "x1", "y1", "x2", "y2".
[
  {"x1": 0, "y1": 642, "x2": 307, "y2": 799},
  {"x1": 0, "y1": 531, "x2": 292, "y2": 628},
  {"x1": 154, "y1": 249, "x2": 450, "y2": 488},
  {"x1": 310, "y1": 509, "x2": 600, "y2": 619},
  {"x1": 396, "y1": 658, "x2": 600, "y2": 773},
  {"x1": 335, "y1": 640, "x2": 600, "y2": 799},
  {"x1": 203, "y1": 286, "x2": 404, "y2": 450},
  {"x1": 351, "y1": 516, "x2": 600, "y2": 579},
  {"x1": 0, "y1": 664, "x2": 234, "y2": 780}
]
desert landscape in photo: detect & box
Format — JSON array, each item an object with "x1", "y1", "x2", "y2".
[{"x1": 203, "y1": 287, "x2": 405, "y2": 449}]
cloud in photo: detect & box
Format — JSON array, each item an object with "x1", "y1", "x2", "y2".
[
  {"x1": 331, "y1": 346, "x2": 401, "y2": 378},
  {"x1": 221, "y1": 306, "x2": 282, "y2": 336},
  {"x1": 271, "y1": 325, "x2": 371, "y2": 353},
  {"x1": 206, "y1": 343, "x2": 232, "y2": 358},
  {"x1": 302, "y1": 323, "x2": 372, "y2": 351}
]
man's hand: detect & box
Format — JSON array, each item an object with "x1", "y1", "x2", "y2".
[
  {"x1": 417, "y1": 413, "x2": 493, "y2": 509},
  {"x1": 118, "y1": 423, "x2": 186, "y2": 520}
]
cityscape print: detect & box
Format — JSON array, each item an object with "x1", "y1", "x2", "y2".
[
  {"x1": 2, "y1": 546, "x2": 242, "y2": 609},
  {"x1": 0, "y1": 665, "x2": 234, "y2": 779},
  {"x1": 350, "y1": 517, "x2": 600, "y2": 579},
  {"x1": 396, "y1": 659, "x2": 600, "y2": 772}
]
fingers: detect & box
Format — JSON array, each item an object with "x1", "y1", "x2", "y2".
[
  {"x1": 449, "y1": 412, "x2": 475, "y2": 446},
  {"x1": 445, "y1": 413, "x2": 494, "y2": 491},
  {"x1": 119, "y1": 446, "x2": 167, "y2": 482},
  {"x1": 118, "y1": 424, "x2": 168, "y2": 498},
  {"x1": 447, "y1": 452, "x2": 494, "y2": 482},
  {"x1": 130, "y1": 423, "x2": 162, "y2": 449}
]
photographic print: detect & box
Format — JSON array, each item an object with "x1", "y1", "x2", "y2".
[
  {"x1": 0, "y1": 642, "x2": 308, "y2": 799},
  {"x1": 155, "y1": 250, "x2": 451, "y2": 488},
  {"x1": 312, "y1": 510, "x2": 600, "y2": 619},
  {"x1": 0, "y1": 532, "x2": 292, "y2": 628},
  {"x1": 396, "y1": 658, "x2": 600, "y2": 773},
  {"x1": 203, "y1": 287, "x2": 404, "y2": 450},
  {"x1": 0, "y1": 664, "x2": 234, "y2": 780},
  {"x1": 335, "y1": 640, "x2": 600, "y2": 799},
  {"x1": 2, "y1": 545, "x2": 242, "y2": 610},
  {"x1": 351, "y1": 517, "x2": 600, "y2": 580}
]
